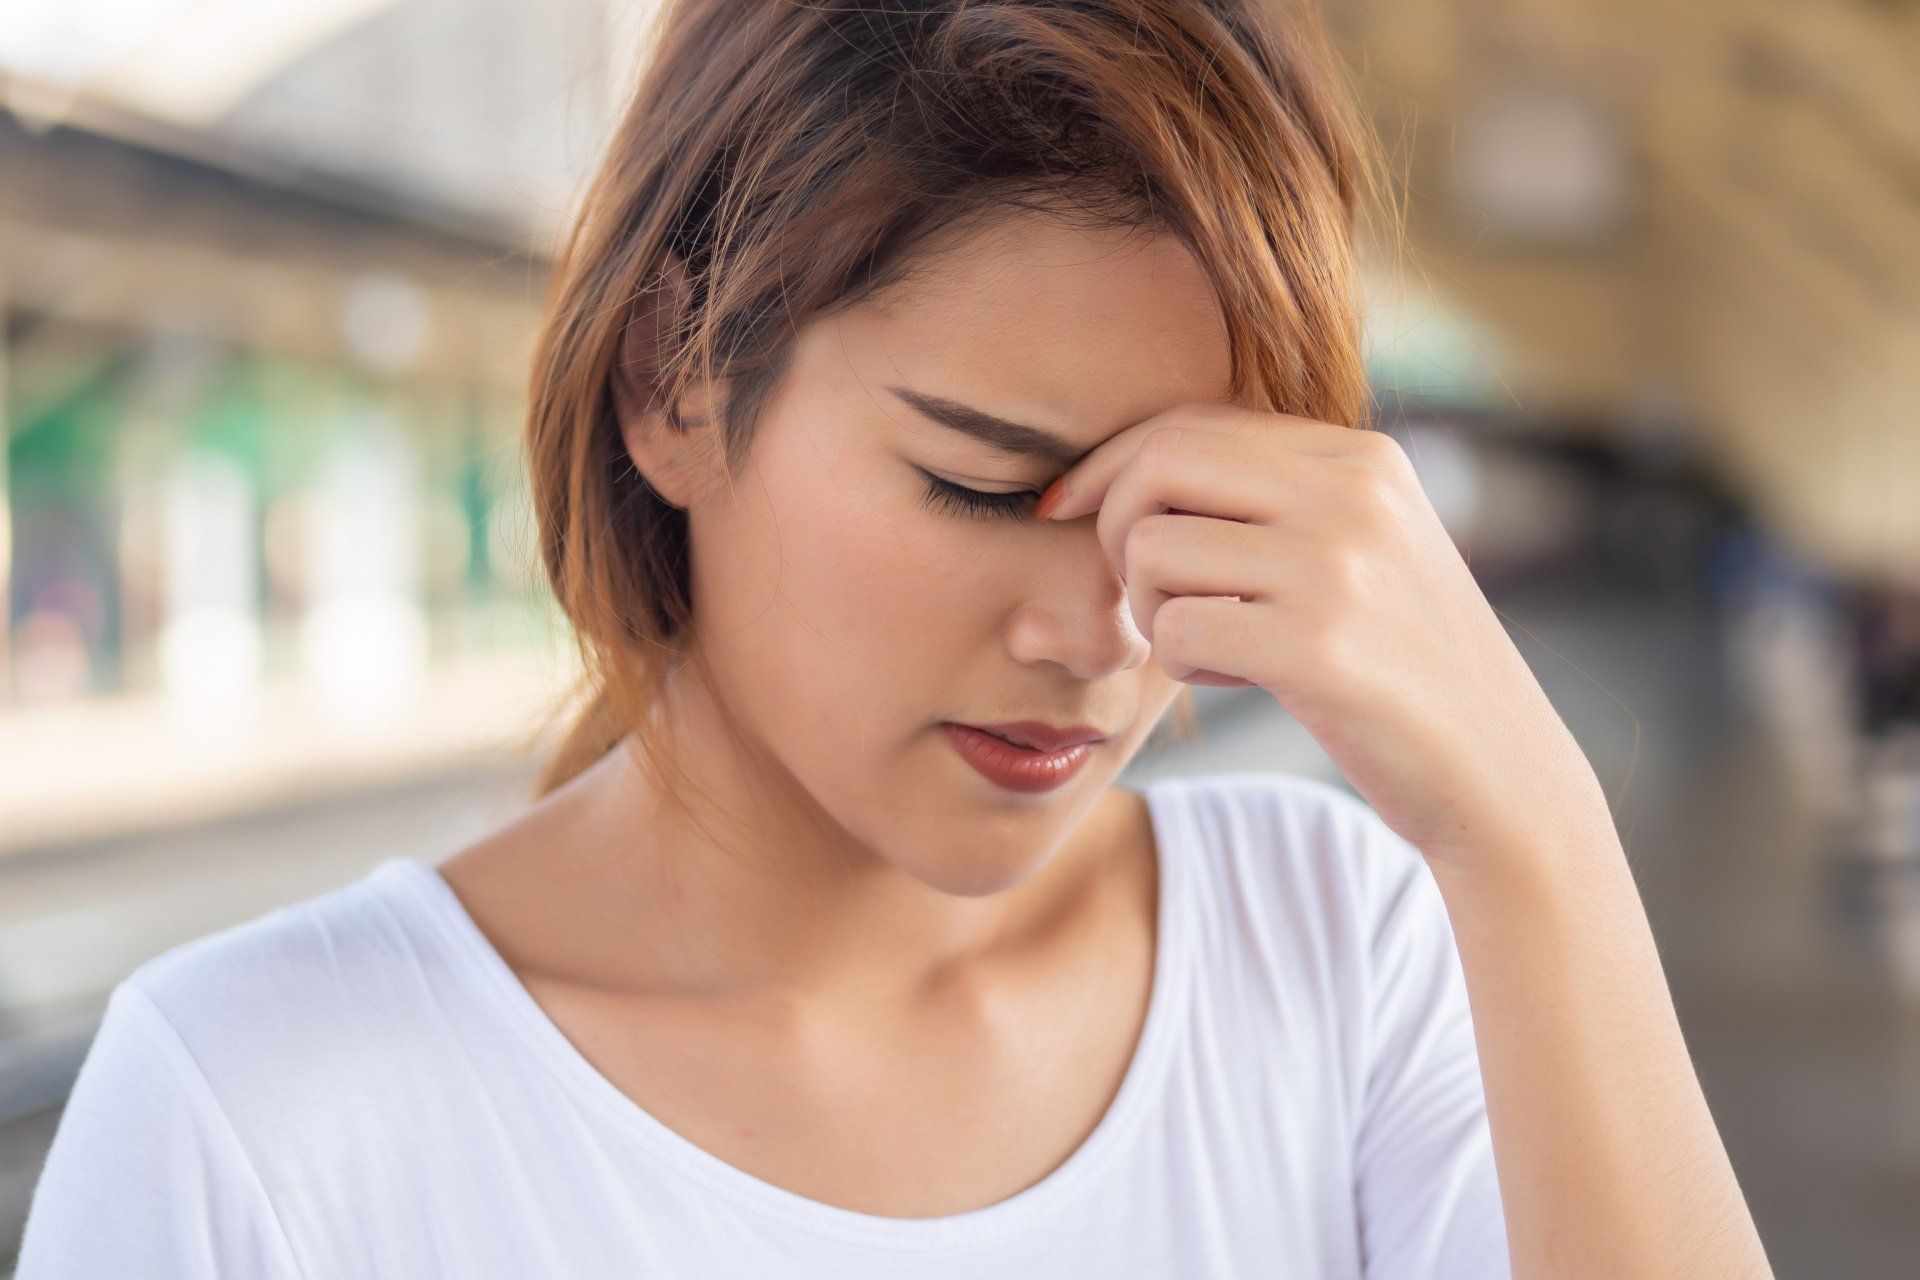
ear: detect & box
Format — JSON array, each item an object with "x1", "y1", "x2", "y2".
[{"x1": 610, "y1": 255, "x2": 724, "y2": 510}]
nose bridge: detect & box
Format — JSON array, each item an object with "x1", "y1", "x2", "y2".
[{"x1": 1002, "y1": 532, "x2": 1151, "y2": 679}]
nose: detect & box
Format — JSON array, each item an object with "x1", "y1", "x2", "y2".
[{"x1": 1001, "y1": 527, "x2": 1152, "y2": 681}]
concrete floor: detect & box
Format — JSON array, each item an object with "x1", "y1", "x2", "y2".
[{"x1": 4, "y1": 578, "x2": 1917, "y2": 1277}]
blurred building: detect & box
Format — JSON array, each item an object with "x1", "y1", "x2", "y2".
[
  {"x1": 1320, "y1": 0, "x2": 1920, "y2": 863},
  {"x1": 0, "y1": 0, "x2": 636, "y2": 849}
]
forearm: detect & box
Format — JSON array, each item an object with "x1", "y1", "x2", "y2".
[{"x1": 1425, "y1": 821, "x2": 1774, "y2": 1280}]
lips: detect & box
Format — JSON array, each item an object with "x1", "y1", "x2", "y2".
[
  {"x1": 940, "y1": 723, "x2": 1100, "y2": 794},
  {"x1": 954, "y1": 721, "x2": 1108, "y2": 753}
]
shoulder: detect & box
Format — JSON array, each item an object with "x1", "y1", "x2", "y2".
[
  {"x1": 26, "y1": 866, "x2": 433, "y2": 1273},
  {"x1": 1155, "y1": 769, "x2": 1425, "y2": 912},
  {"x1": 1152, "y1": 770, "x2": 1434, "y2": 988},
  {"x1": 128, "y1": 859, "x2": 413, "y2": 1020},
  {"x1": 1148, "y1": 771, "x2": 1454, "y2": 1140},
  {"x1": 113, "y1": 860, "x2": 433, "y2": 1130},
  {"x1": 1157, "y1": 768, "x2": 1391, "y2": 842}
]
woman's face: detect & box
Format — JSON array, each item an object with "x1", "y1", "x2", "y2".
[{"x1": 647, "y1": 210, "x2": 1233, "y2": 897}]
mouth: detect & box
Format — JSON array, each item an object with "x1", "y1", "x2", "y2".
[
  {"x1": 939, "y1": 721, "x2": 1104, "y2": 794},
  {"x1": 947, "y1": 721, "x2": 1109, "y2": 754}
]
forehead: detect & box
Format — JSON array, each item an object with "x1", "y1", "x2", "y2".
[{"x1": 812, "y1": 210, "x2": 1233, "y2": 456}]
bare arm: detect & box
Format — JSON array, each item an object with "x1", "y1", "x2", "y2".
[
  {"x1": 1426, "y1": 820, "x2": 1774, "y2": 1279},
  {"x1": 1033, "y1": 412, "x2": 1775, "y2": 1275}
]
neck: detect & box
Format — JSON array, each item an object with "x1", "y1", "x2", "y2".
[{"x1": 552, "y1": 667, "x2": 1123, "y2": 1008}]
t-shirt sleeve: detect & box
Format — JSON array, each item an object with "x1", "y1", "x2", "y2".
[
  {"x1": 14, "y1": 980, "x2": 304, "y2": 1279},
  {"x1": 1351, "y1": 821, "x2": 1513, "y2": 1279}
]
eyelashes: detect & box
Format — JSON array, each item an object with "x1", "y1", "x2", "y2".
[{"x1": 915, "y1": 468, "x2": 1040, "y2": 520}]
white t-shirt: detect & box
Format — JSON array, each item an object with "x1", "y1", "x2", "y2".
[{"x1": 16, "y1": 770, "x2": 1511, "y2": 1278}]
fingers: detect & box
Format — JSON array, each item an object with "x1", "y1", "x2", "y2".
[
  {"x1": 1148, "y1": 594, "x2": 1269, "y2": 688},
  {"x1": 1041, "y1": 402, "x2": 1373, "y2": 523},
  {"x1": 1090, "y1": 428, "x2": 1348, "y2": 578}
]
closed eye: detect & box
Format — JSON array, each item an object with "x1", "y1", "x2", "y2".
[{"x1": 915, "y1": 468, "x2": 1039, "y2": 520}]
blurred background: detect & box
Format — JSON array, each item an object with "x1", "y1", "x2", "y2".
[{"x1": 0, "y1": 1, "x2": 1915, "y2": 1275}]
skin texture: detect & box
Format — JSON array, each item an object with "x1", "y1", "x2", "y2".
[{"x1": 437, "y1": 210, "x2": 1227, "y2": 1216}]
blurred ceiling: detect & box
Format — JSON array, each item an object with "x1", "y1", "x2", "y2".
[
  {"x1": 1328, "y1": 0, "x2": 1920, "y2": 584},
  {"x1": 0, "y1": 0, "x2": 401, "y2": 125},
  {"x1": 0, "y1": 0, "x2": 621, "y2": 241}
]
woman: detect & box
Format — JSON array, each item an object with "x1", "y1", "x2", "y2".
[{"x1": 18, "y1": 1, "x2": 1773, "y2": 1276}]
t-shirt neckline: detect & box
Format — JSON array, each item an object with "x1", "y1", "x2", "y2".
[{"x1": 379, "y1": 776, "x2": 1197, "y2": 1250}]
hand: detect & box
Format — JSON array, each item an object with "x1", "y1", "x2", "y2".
[{"x1": 1037, "y1": 401, "x2": 1612, "y2": 870}]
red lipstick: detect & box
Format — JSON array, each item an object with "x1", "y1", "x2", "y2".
[{"x1": 940, "y1": 721, "x2": 1105, "y2": 793}]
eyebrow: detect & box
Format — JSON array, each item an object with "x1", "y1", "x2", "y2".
[{"x1": 885, "y1": 385, "x2": 1088, "y2": 469}]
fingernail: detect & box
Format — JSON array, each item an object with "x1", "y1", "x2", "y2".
[{"x1": 1032, "y1": 477, "x2": 1066, "y2": 521}]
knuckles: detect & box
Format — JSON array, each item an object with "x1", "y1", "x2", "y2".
[
  {"x1": 1346, "y1": 427, "x2": 1410, "y2": 466},
  {"x1": 1122, "y1": 513, "x2": 1177, "y2": 573},
  {"x1": 1314, "y1": 540, "x2": 1374, "y2": 604},
  {"x1": 1339, "y1": 466, "x2": 1405, "y2": 540},
  {"x1": 1135, "y1": 425, "x2": 1192, "y2": 469}
]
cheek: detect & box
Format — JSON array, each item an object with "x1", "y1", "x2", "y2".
[
  {"x1": 787, "y1": 487, "x2": 1012, "y2": 692},
  {"x1": 691, "y1": 443, "x2": 995, "y2": 747}
]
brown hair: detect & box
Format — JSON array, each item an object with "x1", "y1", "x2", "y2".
[{"x1": 523, "y1": 0, "x2": 1390, "y2": 802}]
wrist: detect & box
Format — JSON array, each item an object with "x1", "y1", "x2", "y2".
[{"x1": 1421, "y1": 799, "x2": 1625, "y2": 901}]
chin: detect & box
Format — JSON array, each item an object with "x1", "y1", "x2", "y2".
[{"x1": 900, "y1": 848, "x2": 1053, "y2": 899}]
